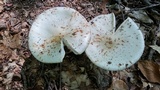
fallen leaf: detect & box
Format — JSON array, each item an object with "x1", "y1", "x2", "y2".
[
  {"x1": 0, "y1": 0, "x2": 3, "y2": 4},
  {"x1": 3, "y1": 61, "x2": 17, "y2": 72},
  {"x1": 0, "y1": 77, "x2": 3, "y2": 81},
  {"x1": 3, "y1": 72, "x2": 14, "y2": 84},
  {"x1": 2, "y1": 64, "x2": 9, "y2": 72},
  {"x1": 0, "y1": 4, "x2": 3, "y2": 13},
  {"x1": 18, "y1": 58, "x2": 25, "y2": 66},
  {"x1": 0, "y1": 19, "x2": 6, "y2": 29},
  {"x1": 21, "y1": 21, "x2": 29, "y2": 28},
  {"x1": 2, "y1": 31, "x2": 22, "y2": 49},
  {"x1": 138, "y1": 60, "x2": 160, "y2": 84},
  {"x1": 108, "y1": 78, "x2": 129, "y2": 90},
  {"x1": 9, "y1": 49, "x2": 19, "y2": 60},
  {"x1": 150, "y1": 45, "x2": 160, "y2": 54},
  {"x1": 100, "y1": 0, "x2": 109, "y2": 14},
  {"x1": 150, "y1": 84, "x2": 160, "y2": 90},
  {"x1": 9, "y1": 18, "x2": 19, "y2": 27},
  {"x1": 0, "y1": 44, "x2": 12, "y2": 60},
  {"x1": 129, "y1": 10, "x2": 153, "y2": 23}
]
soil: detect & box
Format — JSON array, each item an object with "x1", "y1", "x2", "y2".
[{"x1": 0, "y1": 0, "x2": 160, "y2": 90}]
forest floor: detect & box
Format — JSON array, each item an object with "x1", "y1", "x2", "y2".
[{"x1": 0, "y1": 0, "x2": 160, "y2": 90}]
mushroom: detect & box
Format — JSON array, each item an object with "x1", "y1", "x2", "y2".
[
  {"x1": 85, "y1": 13, "x2": 144, "y2": 71},
  {"x1": 28, "y1": 7, "x2": 90, "y2": 63}
]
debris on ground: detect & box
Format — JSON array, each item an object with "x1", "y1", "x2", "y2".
[{"x1": 0, "y1": 0, "x2": 160, "y2": 89}]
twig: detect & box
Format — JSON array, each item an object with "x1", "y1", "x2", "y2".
[
  {"x1": 131, "y1": 3, "x2": 160, "y2": 11},
  {"x1": 53, "y1": 80, "x2": 58, "y2": 90},
  {"x1": 119, "y1": 4, "x2": 125, "y2": 20},
  {"x1": 44, "y1": 75, "x2": 49, "y2": 89},
  {"x1": 21, "y1": 68, "x2": 27, "y2": 90}
]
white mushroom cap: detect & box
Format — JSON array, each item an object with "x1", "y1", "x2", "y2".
[
  {"x1": 29, "y1": 7, "x2": 90, "y2": 63},
  {"x1": 85, "y1": 13, "x2": 144, "y2": 71}
]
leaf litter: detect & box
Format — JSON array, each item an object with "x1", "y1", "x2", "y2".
[
  {"x1": 0, "y1": 0, "x2": 160, "y2": 89},
  {"x1": 138, "y1": 60, "x2": 160, "y2": 84},
  {"x1": 150, "y1": 45, "x2": 160, "y2": 54}
]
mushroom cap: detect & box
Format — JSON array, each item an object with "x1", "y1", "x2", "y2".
[
  {"x1": 85, "y1": 13, "x2": 144, "y2": 71},
  {"x1": 29, "y1": 7, "x2": 90, "y2": 63}
]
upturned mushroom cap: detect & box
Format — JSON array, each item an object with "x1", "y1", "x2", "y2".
[
  {"x1": 85, "y1": 13, "x2": 144, "y2": 71},
  {"x1": 29, "y1": 7, "x2": 90, "y2": 63}
]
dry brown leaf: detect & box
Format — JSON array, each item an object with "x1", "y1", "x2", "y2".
[
  {"x1": 3, "y1": 61, "x2": 16, "y2": 72},
  {"x1": 2, "y1": 31, "x2": 22, "y2": 49},
  {"x1": 0, "y1": 19, "x2": 6, "y2": 29},
  {"x1": 108, "y1": 79, "x2": 129, "y2": 90},
  {"x1": 0, "y1": 4, "x2": 3, "y2": 13},
  {"x1": 2, "y1": 65, "x2": 9, "y2": 72},
  {"x1": 138, "y1": 60, "x2": 160, "y2": 84},
  {"x1": 0, "y1": 44, "x2": 12, "y2": 60},
  {"x1": 9, "y1": 49, "x2": 19, "y2": 60},
  {"x1": 100, "y1": 0, "x2": 109, "y2": 14},
  {"x1": 0, "y1": 77, "x2": 3, "y2": 81},
  {"x1": 3, "y1": 72, "x2": 14, "y2": 84},
  {"x1": 0, "y1": 0, "x2": 3, "y2": 4},
  {"x1": 18, "y1": 58, "x2": 25, "y2": 66}
]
